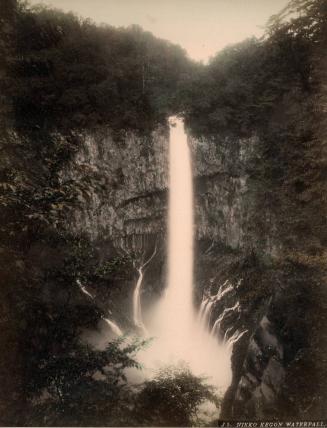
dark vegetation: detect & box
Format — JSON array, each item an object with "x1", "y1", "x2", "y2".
[
  {"x1": 185, "y1": 0, "x2": 326, "y2": 139},
  {"x1": 133, "y1": 366, "x2": 219, "y2": 427},
  {"x1": 0, "y1": 0, "x2": 326, "y2": 424},
  {"x1": 12, "y1": 2, "x2": 192, "y2": 133}
]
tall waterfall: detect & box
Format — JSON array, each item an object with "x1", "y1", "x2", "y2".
[
  {"x1": 134, "y1": 117, "x2": 232, "y2": 396},
  {"x1": 168, "y1": 116, "x2": 194, "y2": 318},
  {"x1": 157, "y1": 117, "x2": 194, "y2": 341}
]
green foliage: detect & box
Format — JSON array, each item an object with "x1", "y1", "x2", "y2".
[
  {"x1": 266, "y1": 0, "x2": 327, "y2": 42},
  {"x1": 95, "y1": 256, "x2": 131, "y2": 278},
  {"x1": 185, "y1": 0, "x2": 326, "y2": 138},
  {"x1": 27, "y1": 336, "x2": 143, "y2": 426},
  {"x1": 13, "y1": 2, "x2": 192, "y2": 133},
  {"x1": 133, "y1": 365, "x2": 219, "y2": 427}
]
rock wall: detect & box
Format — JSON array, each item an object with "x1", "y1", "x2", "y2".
[
  {"x1": 58, "y1": 125, "x2": 170, "y2": 329},
  {"x1": 189, "y1": 132, "x2": 280, "y2": 256},
  {"x1": 62, "y1": 124, "x2": 281, "y2": 255},
  {"x1": 60, "y1": 126, "x2": 169, "y2": 241}
]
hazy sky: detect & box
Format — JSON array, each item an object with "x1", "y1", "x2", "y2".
[{"x1": 29, "y1": 0, "x2": 289, "y2": 62}]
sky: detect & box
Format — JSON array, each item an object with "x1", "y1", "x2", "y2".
[{"x1": 28, "y1": 0, "x2": 290, "y2": 62}]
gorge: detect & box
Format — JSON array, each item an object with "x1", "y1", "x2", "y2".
[{"x1": 0, "y1": 0, "x2": 327, "y2": 426}]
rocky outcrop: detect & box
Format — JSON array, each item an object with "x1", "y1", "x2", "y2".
[
  {"x1": 189, "y1": 133, "x2": 280, "y2": 256},
  {"x1": 233, "y1": 314, "x2": 285, "y2": 418},
  {"x1": 56, "y1": 125, "x2": 170, "y2": 328},
  {"x1": 60, "y1": 126, "x2": 169, "y2": 242}
]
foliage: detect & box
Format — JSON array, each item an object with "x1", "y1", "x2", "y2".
[
  {"x1": 185, "y1": 0, "x2": 326, "y2": 138},
  {"x1": 133, "y1": 365, "x2": 219, "y2": 427},
  {"x1": 27, "y1": 336, "x2": 143, "y2": 426},
  {"x1": 13, "y1": 1, "x2": 193, "y2": 133}
]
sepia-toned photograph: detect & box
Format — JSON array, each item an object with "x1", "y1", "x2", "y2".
[{"x1": 0, "y1": 0, "x2": 326, "y2": 426}]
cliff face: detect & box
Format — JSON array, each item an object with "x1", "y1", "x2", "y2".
[
  {"x1": 190, "y1": 133, "x2": 280, "y2": 255},
  {"x1": 56, "y1": 126, "x2": 170, "y2": 329},
  {"x1": 62, "y1": 124, "x2": 279, "y2": 252},
  {"x1": 60, "y1": 126, "x2": 169, "y2": 241}
]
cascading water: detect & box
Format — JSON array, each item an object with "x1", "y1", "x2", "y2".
[
  {"x1": 77, "y1": 280, "x2": 124, "y2": 345},
  {"x1": 150, "y1": 116, "x2": 195, "y2": 347},
  {"x1": 133, "y1": 244, "x2": 157, "y2": 335},
  {"x1": 103, "y1": 318, "x2": 123, "y2": 336},
  {"x1": 134, "y1": 117, "x2": 232, "y2": 395}
]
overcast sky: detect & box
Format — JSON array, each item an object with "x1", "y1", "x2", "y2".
[{"x1": 29, "y1": 0, "x2": 290, "y2": 62}]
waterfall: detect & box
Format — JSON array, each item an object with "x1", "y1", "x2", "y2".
[
  {"x1": 167, "y1": 117, "x2": 194, "y2": 328},
  {"x1": 217, "y1": 281, "x2": 233, "y2": 300},
  {"x1": 201, "y1": 300, "x2": 214, "y2": 330},
  {"x1": 210, "y1": 301, "x2": 240, "y2": 337},
  {"x1": 133, "y1": 267, "x2": 147, "y2": 334},
  {"x1": 226, "y1": 329, "x2": 248, "y2": 348},
  {"x1": 134, "y1": 117, "x2": 232, "y2": 396},
  {"x1": 223, "y1": 326, "x2": 234, "y2": 342},
  {"x1": 104, "y1": 318, "x2": 123, "y2": 336},
  {"x1": 154, "y1": 117, "x2": 194, "y2": 342},
  {"x1": 76, "y1": 279, "x2": 94, "y2": 299},
  {"x1": 133, "y1": 244, "x2": 157, "y2": 335},
  {"x1": 77, "y1": 279, "x2": 124, "y2": 349}
]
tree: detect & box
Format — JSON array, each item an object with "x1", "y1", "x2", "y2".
[
  {"x1": 133, "y1": 365, "x2": 219, "y2": 427},
  {"x1": 28, "y1": 336, "x2": 144, "y2": 426}
]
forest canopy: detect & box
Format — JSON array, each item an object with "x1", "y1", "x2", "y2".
[
  {"x1": 12, "y1": 1, "x2": 193, "y2": 132},
  {"x1": 9, "y1": 0, "x2": 326, "y2": 138},
  {"x1": 184, "y1": 0, "x2": 327, "y2": 137}
]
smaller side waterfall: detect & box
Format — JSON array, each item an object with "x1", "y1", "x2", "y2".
[
  {"x1": 210, "y1": 302, "x2": 240, "y2": 336},
  {"x1": 197, "y1": 299, "x2": 209, "y2": 321},
  {"x1": 217, "y1": 282, "x2": 233, "y2": 301},
  {"x1": 77, "y1": 279, "x2": 94, "y2": 299},
  {"x1": 77, "y1": 279, "x2": 123, "y2": 337},
  {"x1": 226, "y1": 329, "x2": 248, "y2": 348},
  {"x1": 211, "y1": 318, "x2": 221, "y2": 337},
  {"x1": 204, "y1": 278, "x2": 248, "y2": 354},
  {"x1": 133, "y1": 267, "x2": 147, "y2": 334},
  {"x1": 133, "y1": 244, "x2": 157, "y2": 334},
  {"x1": 104, "y1": 318, "x2": 123, "y2": 336},
  {"x1": 200, "y1": 300, "x2": 214, "y2": 329},
  {"x1": 223, "y1": 326, "x2": 234, "y2": 342}
]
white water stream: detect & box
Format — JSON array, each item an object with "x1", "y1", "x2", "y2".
[
  {"x1": 132, "y1": 117, "x2": 232, "y2": 395},
  {"x1": 133, "y1": 245, "x2": 157, "y2": 335}
]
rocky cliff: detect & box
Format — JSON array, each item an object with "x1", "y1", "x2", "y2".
[{"x1": 60, "y1": 126, "x2": 169, "y2": 241}]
